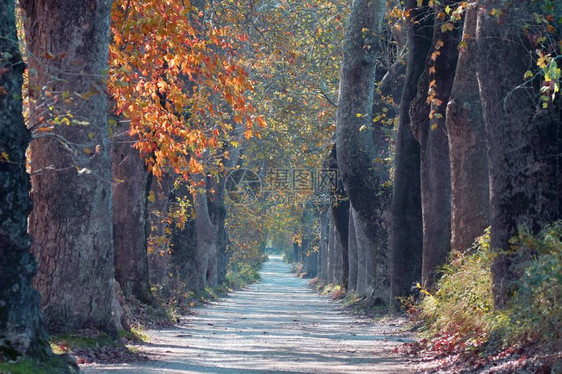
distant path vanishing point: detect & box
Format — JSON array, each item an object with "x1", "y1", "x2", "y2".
[{"x1": 83, "y1": 256, "x2": 415, "y2": 373}]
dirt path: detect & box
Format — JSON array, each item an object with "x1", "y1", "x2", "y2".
[{"x1": 83, "y1": 256, "x2": 415, "y2": 373}]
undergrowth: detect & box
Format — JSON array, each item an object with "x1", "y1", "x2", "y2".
[
  {"x1": 0, "y1": 353, "x2": 77, "y2": 374},
  {"x1": 47, "y1": 328, "x2": 147, "y2": 366},
  {"x1": 403, "y1": 223, "x2": 562, "y2": 370}
]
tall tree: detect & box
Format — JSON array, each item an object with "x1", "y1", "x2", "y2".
[
  {"x1": 0, "y1": 0, "x2": 50, "y2": 361},
  {"x1": 476, "y1": 0, "x2": 562, "y2": 308},
  {"x1": 347, "y1": 204, "x2": 358, "y2": 290},
  {"x1": 170, "y1": 183, "x2": 204, "y2": 293},
  {"x1": 390, "y1": 0, "x2": 433, "y2": 304},
  {"x1": 111, "y1": 124, "x2": 153, "y2": 304},
  {"x1": 409, "y1": 1, "x2": 459, "y2": 289},
  {"x1": 23, "y1": 0, "x2": 122, "y2": 333},
  {"x1": 445, "y1": 6, "x2": 489, "y2": 253},
  {"x1": 335, "y1": 0, "x2": 390, "y2": 302},
  {"x1": 327, "y1": 146, "x2": 350, "y2": 288}
]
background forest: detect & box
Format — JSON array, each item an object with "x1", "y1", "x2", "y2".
[{"x1": 1, "y1": 0, "x2": 561, "y2": 372}]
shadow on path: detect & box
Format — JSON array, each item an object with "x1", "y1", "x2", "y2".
[{"x1": 82, "y1": 256, "x2": 414, "y2": 373}]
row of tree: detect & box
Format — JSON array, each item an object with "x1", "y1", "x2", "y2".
[
  {"x1": 1, "y1": 0, "x2": 561, "y2": 368},
  {"x1": 293, "y1": 0, "x2": 561, "y2": 313},
  {"x1": 1, "y1": 0, "x2": 265, "y2": 366}
]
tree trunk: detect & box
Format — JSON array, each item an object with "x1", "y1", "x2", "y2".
[
  {"x1": 333, "y1": 218, "x2": 345, "y2": 285},
  {"x1": 326, "y1": 212, "x2": 336, "y2": 283},
  {"x1": 445, "y1": 7, "x2": 489, "y2": 253},
  {"x1": 409, "y1": 1, "x2": 459, "y2": 289},
  {"x1": 0, "y1": 1, "x2": 51, "y2": 361},
  {"x1": 331, "y1": 198, "x2": 349, "y2": 287},
  {"x1": 194, "y1": 179, "x2": 219, "y2": 287},
  {"x1": 111, "y1": 127, "x2": 153, "y2": 304},
  {"x1": 207, "y1": 174, "x2": 229, "y2": 284},
  {"x1": 347, "y1": 204, "x2": 358, "y2": 291},
  {"x1": 147, "y1": 173, "x2": 175, "y2": 287},
  {"x1": 23, "y1": 0, "x2": 122, "y2": 333},
  {"x1": 476, "y1": 1, "x2": 562, "y2": 308},
  {"x1": 300, "y1": 205, "x2": 315, "y2": 277},
  {"x1": 390, "y1": 0, "x2": 433, "y2": 304},
  {"x1": 170, "y1": 184, "x2": 204, "y2": 293},
  {"x1": 335, "y1": 0, "x2": 391, "y2": 301},
  {"x1": 317, "y1": 208, "x2": 329, "y2": 280},
  {"x1": 353, "y1": 205, "x2": 374, "y2": 297}
]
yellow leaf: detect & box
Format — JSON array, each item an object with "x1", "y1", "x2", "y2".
[{"x1": 1, "y1": 151, "x2": 9, "y2": 161}]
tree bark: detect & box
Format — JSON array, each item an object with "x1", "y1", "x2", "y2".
[
  {"x1": 207, "y1": 175, "x2": 229, "y2": 284},
  {"x1": 317, "y1": 208, "x2": 329, "y2": 280},
  {"x1": 390, "y1": 0, "x2": 433, "y2": 304},
  {"x1": 23, "y1": 0, "x2": 122, "y2": 333},
  {"x1": 194, "y1": 179, "x2": 219, "y2": 288},
  {"x1": 347, "y1": 204, "x2": 358, "y2": 291},
  {"x1": 352, "y1": 205, "x2": 374, "y2": 297},
  {"x1": 410, "y1": 1, "x2": 459, "y2": 289},
  {"x1": 326, "y1": 212, "x2": 337, "y2": 283},
  {"x1": 445, "y1": 7, "x2": 489, "y2": 253},
  {"x1": 335, "y1": 0, "x2": 390, "y2": 301},
  {"x1": 111, "y1": 126, "x2": 153, "y2": 304},
  {"x1": 476, "y1": 1, "x2": 562, "y2": 308},
  {"x1": 147, "y1": 173, "x2": 175, "y2": 287},
  {"x1": 0, "y1": 1, "x2": 51, "y2": 361},
  {"x1": 170, "y1": 183, "x2": 204, "y2": 293}
]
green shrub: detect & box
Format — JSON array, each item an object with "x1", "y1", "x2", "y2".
[
  {"x1": 419, "y1": 228, "x2": 494, "y2": 339},
  {"x1": 497, "y1": 223, "x2": 562, "y2": 349},
  {"x1": 417, "y1": 223, "x2": 562, "y2": 352}
]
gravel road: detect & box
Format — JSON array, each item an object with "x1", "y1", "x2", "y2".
[{"x1": 82, "y1": 256, "x2": 415, "y2": 373}]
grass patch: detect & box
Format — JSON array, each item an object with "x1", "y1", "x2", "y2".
[
  {"x1": 49, "y1": 329, "x2": 147, "y2": 365},
  {"x1": 0, "y1": 355, "x2": 76, "y2": 374},
  {"x1": 119, "y1": 324, "x2": 150, "y2": 343},
  {"x1": 50, "y1": 330, "x2": 119, "y2": 355}
]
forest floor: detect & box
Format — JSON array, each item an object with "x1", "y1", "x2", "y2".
[{"x1": 81, "y1": 256, "x2": 416, "y2": 373}]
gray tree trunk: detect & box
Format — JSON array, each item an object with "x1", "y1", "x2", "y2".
[
  {"x1": 390, "y1": 0, "x2": 433, "y2": 304},
  {"x1": 476, "y1": 1, "x2": 561, "y2": 308},
  {"x1": 317, "y1": 208, "x2": 329, "y2": 280},
  {"x1": 445, "y1": 7, "x2": 489, "y2": 253},
  {"x1": 352, "y1": 205, "x2": 374, "y2": 297},
  {"x1": 409, "y1": 1, "x2": 459, "y2": 289},
  {"x1": 111, "y1": 126, "x2": 153, "y2": 304},
  {"x1": 326, "y1": 212, "x2": 337, "y2": 283},
  {"x1": 347, "y1": 204, "x2": 358, "y2": 291},
  {"x1": 23, "y1": 0, "x2": 122, "y2": 333},
  {"x1": 170, "y1": 184, "x2": 204, "y2": 293},
  {"x1": 0, "y1": 1, "x2": 52, "y2": 361},
  {"x1": 147, "y1": 173, "x2": 175, "y2": 287},
  {"x1": 335, "y1": 0, "x2": 390, "y2": 301},
  {"x1": 194, "y1": 179, "x2": 219, "y2": 288}
]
